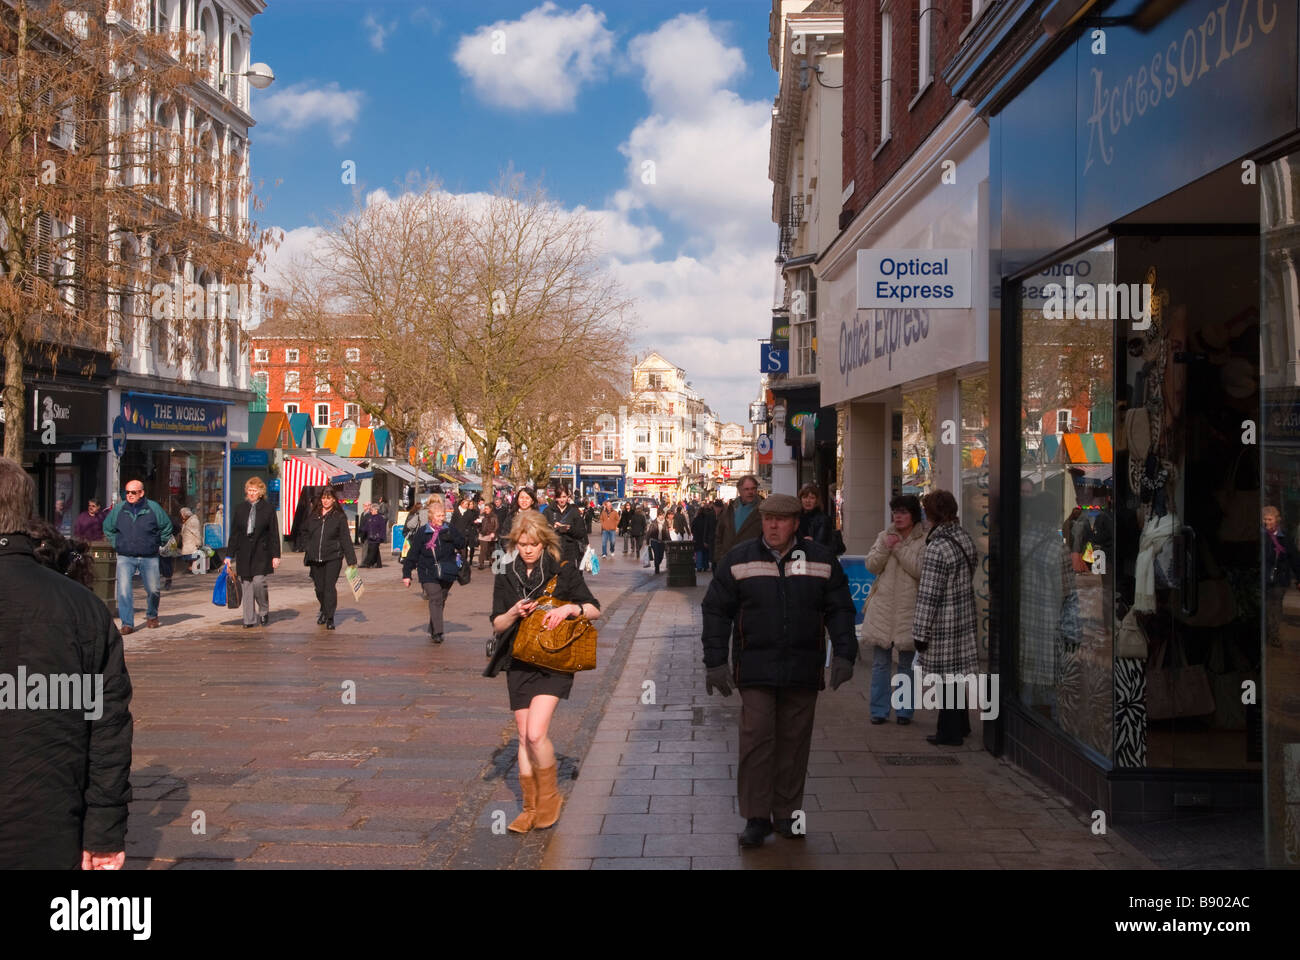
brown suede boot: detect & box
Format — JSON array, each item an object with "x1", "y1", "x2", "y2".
[
  {"x1": 508, "y1": 771, "x2": 538, "y2": 833},
  {"x1": 533, "y1": 764, "x2": 563, "y2": 829}
]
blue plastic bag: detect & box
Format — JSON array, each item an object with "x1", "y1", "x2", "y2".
[{"x1": 212, "y1": 572, "x2": 227, "y2": 606}]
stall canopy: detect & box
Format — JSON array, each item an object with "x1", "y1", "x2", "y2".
[
  {"x1": 281, "y1": 455, "x2": 349, "y2": 535},
  {"x1": 322, "y1": 426, "x2": 377, "y2": 458},
  {"x1": 235, "y1": 411, "x2": 296, "y2": 450},
  {"x1": 372, "y1": 460, "x2": 439, "y2": 486},
  {"x1": 314, "y1": 452, "x2": 373, "y2": 480},
  {"x1": 1043, "y1": 432, "x2": 1113, "y2": 464},
  {"x1": 373, "y1": 428, "x2": 391, "y2": 457},
  {"x1": 288, "y1": 413, "x2": 315, "y2": 448}
]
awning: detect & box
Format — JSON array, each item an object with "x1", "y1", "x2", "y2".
[
  {"x1": 371, "y1": 459, "x2": 439, "y2": 485},
  {"x1": 281, "y1": 456, "x2": 349, "y2": 535},
  {"x1": 1042, "y1": 432, "x2": 1113, "y2": 464},
  {"x1": 373, "y1": 428, "x2": 391, "y2": 457},
  {"x1": 322, "y1": 426, "x2": 377, "y2": 458},
  {"x1": 235, "y1": 411, "x2": 295, "y2": 450},
  {"x1": 314, "y1": 452, "x2": 373, "y2": 480},
  {"x1": 288, "y1": 413, "x2": 315, "y2": 447}
]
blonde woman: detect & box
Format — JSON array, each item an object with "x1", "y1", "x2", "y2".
[
  {"x1": 484, "y1": 509, "x2": 600, "y2": 833},
  {"x1": 226, "y1": 477, "x2": 282, "y2": 628}
]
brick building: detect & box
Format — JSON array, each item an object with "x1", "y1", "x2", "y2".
[{"x1": 248, "y1": 314, "x2": 383, "y2": 432}]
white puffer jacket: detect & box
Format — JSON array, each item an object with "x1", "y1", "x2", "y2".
[{"x1": 863, "y1": 522, "x2": 927, "y2": 651}]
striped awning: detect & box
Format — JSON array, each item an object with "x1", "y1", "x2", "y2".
[
  {"x1": 322, "y1": 426, "x2": 377, "y2": 458},
  {"x1": 288, "y1": 413, "x2": 315, "y2": 448},
  {"x1": 281, "y1": 456, "x2": 349, "y2": 535},
  {"x1": 235, "y1": 411, "x2": 295, "y2": 450},
  {"x1": 1043, "y1": 432, "x2": 1113, "y2": 464}
]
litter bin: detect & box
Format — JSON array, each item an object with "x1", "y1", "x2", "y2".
[
  {"x1": 665, "y1": 539, "x2": 696, "y2": 587},
  {"x1": 88, "y1": 541, "x2": 116, "y2": 611}
]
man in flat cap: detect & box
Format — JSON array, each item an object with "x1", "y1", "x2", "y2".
[{"x1": 700, "y1": 492, "x2": 857, "y2": 848}]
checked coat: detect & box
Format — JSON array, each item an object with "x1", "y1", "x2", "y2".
[{"x1": 912, "y1": 521, "x2": 980, "y2": 676}]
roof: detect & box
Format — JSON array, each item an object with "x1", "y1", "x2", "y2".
[{"x1": 247, "y1": 311, "x2": 380, "y2": 340}]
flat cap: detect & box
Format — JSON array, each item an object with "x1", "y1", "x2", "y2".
[{"x1": 758, "y1": 493, "x2": 801, "y2": 516}]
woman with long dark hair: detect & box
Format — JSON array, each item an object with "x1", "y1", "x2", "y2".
[
  {"x1": 497, "y1": 486, "x2": 539, "y2": 546},
  {"x1": 484, "y1": 509, "x2": 600, "y2": 833},
  {"x1": 797, "y1": 483, "x2": 835, "y2": 550},
  {"x1": 300, "y1": 486, "x2": 357, "y2": 631}
]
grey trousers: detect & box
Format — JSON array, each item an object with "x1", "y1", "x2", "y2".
[
  {"x1": 738, "y1": 686, "x2": 819, "y2": 820},
  {"x1": 422, "y1": 580, "x2": 452, "y2": 637},
  {"x1": 240, "y1": 575, "x2": 269, "y2": 625}
]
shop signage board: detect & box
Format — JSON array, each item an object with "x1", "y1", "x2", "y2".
[
  {"x1": 28, "y1": 386, "x2": 106, "y2": 438},
  {"x1": 838, "y1": 555, "x2": 877, "y2": 629},
  {"x1": 857, "y1": 249, "x2": 972, "y2": 309},
  {"x1": 580, "y1": 464, "x2": 624, "y2": 476},
  {"x1": 760, "y1": 344, "x2": 789, "y2": 374},
  {"x1": 122, "y1": 393, "x2": 228, "y2": 437},
  {"x1": 232, "y1": 449, "x2": 270, "y2": 467}
]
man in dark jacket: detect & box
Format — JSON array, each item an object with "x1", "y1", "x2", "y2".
[
  {"x1": 402, "y1": 498, "x2": 466, "y2": 643},
  {"x1": 102, "y1": 479, "x2": 173, "y2": 634},
  {"x1": 543, "y1": 487, "x2": 588, "y2": 566},
  {"x1": 700, "y1": 493, "x2": 857, "y2": 848},
  {"x1": 715, "y1": 475, "x2": 763, "y2": 561},
  {"x1": 359, "y1": 503, "x2": 388, "y2": 569},
  {"x1": 0, "y1": 457, "x2": 134, "y2": 869},
  {"x1": 691, "y1": 503, "x2": 716, "y2": 572}
]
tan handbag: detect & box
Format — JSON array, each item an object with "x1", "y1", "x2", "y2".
[
  {"x1": 511, "y1": 574, "x2": 598, "y2": 673},
  {"x1": 1115, "y1": 608, "x2": 1148, "y2": 660}
]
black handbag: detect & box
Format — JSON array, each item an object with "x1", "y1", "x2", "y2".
[
  {"x1": 457, "y1": 554, "x2": 472, "y2": 585},
  {"x1": 225, "y1": 564, "x2": 242, "y2": 608}
]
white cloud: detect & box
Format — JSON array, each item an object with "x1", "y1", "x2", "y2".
[
  {"x1": 258, "y1": 82, "x2": 364, "y2": 146},
  {"x1": 452, "y1": 2, "x2": 615, "y2": 112},
  {"x1": 411, "y1": 6, "x2": 443, "y2": 34},
  {"x1": 254, "y1": 225, "x2": 328, "y2": 300},
  {"x1": 362, "y1": 13, "x2": 396, "y2": 52},
  {"x1": 628, "y1": 13, "x2": 746, "y2": 117}
]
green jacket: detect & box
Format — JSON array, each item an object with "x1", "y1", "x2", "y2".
[{"x1": 102, "y1": 498, "x2": 174, "y2": 557}]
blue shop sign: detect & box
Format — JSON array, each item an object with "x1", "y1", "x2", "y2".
[
  {"x1": 232, "y1": 449, "x2": 270, "y2": 467},
  {"x1": 122, "y1": 392, "x2": 229, "y2": 438},
  {"x1": 838, "y1": 555, "x2": 876, "y2": 627},
  {"x1": 761, "y1": 343, "x2": 789, "y2": 374}
]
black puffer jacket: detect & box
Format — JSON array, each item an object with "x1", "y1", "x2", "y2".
[
  {"x1": 544, "y1": 502, "x2": 588, "y2": 563},
  {"x1": 300, "y1": 508, "x2": 357, "y2": 566},
  {"x1": 401, "y1": 522, "x2": 467, "y2": 584},
  {"x1": 798, "y1": 509, "x2": 834, "y2": 550},
  {"x1": 0, "y1": 534, "x2": 134, "y2": 868},
  {"x1": 701, "y1": 536, "x2": 857, "y2": 690}
]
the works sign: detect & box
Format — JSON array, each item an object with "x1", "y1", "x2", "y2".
[{"x1": 121, "y1": 393, "x2": 228, "y2": 437}]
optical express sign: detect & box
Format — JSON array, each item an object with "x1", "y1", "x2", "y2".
[{"x1": 856, "y1": 250, "x2": 972, "y2": 309}]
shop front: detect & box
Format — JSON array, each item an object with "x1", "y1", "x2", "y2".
[
  {"x1": 964, "y1": 0, "x2": 1297, "y2": 861},
  {"x1": 110, "y1": 390, "x2": 246, "y2": 547},
  {"x1": 19, "y1": 383, "x2": 110, "y2": 533},
  {"x1": 577, "y1": 463, "x2": 625, "y2": 503}
]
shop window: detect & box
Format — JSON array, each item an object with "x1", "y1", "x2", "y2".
[
  {"x1": 315, "y1": 403, "x2": 330, "y2": 427},
  {"x1": 285, "y1": 348, "x2": 299, "y2": 362},
  {"x1": 345, "y1": 347, "x2": 360, "y2": 363},
  {"x1": 284, "y1": 370, "x2": 299, "y2": 393},
  {"x1": 1016, "y1": 241, "x2": 1114, "y2": 762},
  {"x1": 960, "y1": 375, "x2": 990, "y2": 664},
  {"x1": 254, "y1": 348, "x2": 269, "y2": 362}
]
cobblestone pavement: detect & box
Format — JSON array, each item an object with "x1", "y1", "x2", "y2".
[
  {"x1": 541, "y1": 585, "x2": 1159, "y2": 870},
  {"x1": 120, "y1": 547, "x2": 654, "y2": 869}
]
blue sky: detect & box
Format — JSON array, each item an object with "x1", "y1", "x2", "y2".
[{"x1": 251, "y1": 1, "x2": 782, "y2": 423}]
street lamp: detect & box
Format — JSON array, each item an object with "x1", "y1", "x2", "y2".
[{"x1": 232, "y1": 62, "x2": 276, "y2": 89}]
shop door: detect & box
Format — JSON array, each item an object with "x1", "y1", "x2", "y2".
[{"x1": 1114, "y1": 233, "x2": 1261, "y2": 771}]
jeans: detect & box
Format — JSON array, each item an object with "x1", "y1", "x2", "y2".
[
  {"x1": 116, "y1": 555, "x2": 161, "y2": 628},
  {"x1": 694, "y1": 546, "x2": 710, "y2": 571},
  {"x1": 870, "y1": 645, "x2": 916, "y2": 720},
  {"x1": 649, "y1": 540, "x2": 665, "y2": 572},
  {"x1": 601, "y1": 530, "x2": 616, "y2": 556}
]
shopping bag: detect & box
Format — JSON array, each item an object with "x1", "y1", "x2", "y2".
[
  {"x1": 580, "y1": 546, "x2": 596, "y2": 573},
  {"x1": 589, "y1": 553, "x2": 599, "y2": 576},
  {"x1": 212, "y1": 572, "x2": 227, "y2": 606},
  {"x1": 346, "y1": 565, "x2": 365, "y2": 602},
  {"x1": 640, "y1": 545, "x2": 650, "y2": 567},
  {"x1": 225, "y1": 565, "x2": 242, "y2": 609}
]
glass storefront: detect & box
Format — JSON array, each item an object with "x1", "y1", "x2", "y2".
[
  {"x1": 900, "y1": 386, "x2": 937, "y2": 495},
  {"x1": 961, "y1": 376, "x2": 991, "y2": 666},
  {"x1": 118, "y1": 440, "x2": 226, "y2": 532}
]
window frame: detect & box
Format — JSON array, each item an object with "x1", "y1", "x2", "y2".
[
  {"x1": 253, "y1": 348, "x2": 269, "y2": 363},
  {"x1": 344, "y1": 402, "x2": 360, "y2": 422},
  {"x1": 315, "y1": 403, "x2": 331, "y2": 427},
  {"x1": 284, "y1": 403, "x2": 299, "y2": 416},
  {"x1": 345, "y1": 347, "x2": 361, "y2": 363},
  {"x1": 285, "y1": 348, "x2": 299, "y2": 363}
]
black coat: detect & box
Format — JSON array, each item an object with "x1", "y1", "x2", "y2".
[
  {"x1": 402, "y1": 522, "x2": 467, "y2": 584},
  {"x1": 544, "y1": 503, "x2": 588, "y2": 563},
  {"x1": 691, "y1": 507, "x2": 717, "y2": 548},
  {"x1": 0, "y1": 534, "x2": 133, "y2": 868},
  {"x1": 1265, "y1": 528, "x2": 1300, "y2": 588},
  {"x1": 498, "y1": 504, "x2": 538, "y2": 543},
  {"x1": 451, "y1": 506, "x2": 480, "y2": 545},
  {"x1": 228, "y1": 499, "x2": 282, "y2": 578},
  {"x1": 798, "y1": 509, "x2": 834, "y2": 550},
  {"x1": 617, "y1": 509, "x2": 632, "y2": 534},
  {"x1": 701, "y1": 536, "x2": 857, "y2": 690},
  {"x1": 483, "y1": 553, "x2": 600, "y2": 677},
  {"x1": 300, "y1": 508, "x2": 357, "y2": 566},
  {"x1": 628, "y1": 511, "x2": 647, "y2": 537}
]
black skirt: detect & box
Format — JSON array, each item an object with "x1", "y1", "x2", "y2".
[{"x1": 506, "y1": 661, "x2": 574, "y2": 710}]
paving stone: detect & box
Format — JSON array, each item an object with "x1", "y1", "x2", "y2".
[
  {"x1": 892, "y1": 852, "x2": 1002, "y2": 869},
  {"x1": 612, "y1": 778, "x2": 693, "y2": 796},
  {"x1": 643, "y1": 833, "x2": 739, "y2": 857},
  {"x1": 590, "y1": 857, "x2": 691, "y2": 870},
  {"x1": 600, "y1": 814, "x2": 687, "y2": 835},
  {"x1": 833, "y1": 831, "x2": 936, "y2": 854}
]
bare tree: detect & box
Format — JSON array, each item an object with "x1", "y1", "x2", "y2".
[{"x1": 1, "y1": 0, "x2": 265, "y2": 459}]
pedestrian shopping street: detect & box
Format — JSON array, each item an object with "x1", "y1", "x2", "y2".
[{"x1": 121, "y1": 551, "x2": 1160, "y2": 870}]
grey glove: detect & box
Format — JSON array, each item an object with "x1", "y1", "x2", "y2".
[
  {"x1": 830, "y1": 656, "x2": 854, "y2": 691},
  {"x1": 705, "y1": 664, "x2": 735, "y2": 697}
]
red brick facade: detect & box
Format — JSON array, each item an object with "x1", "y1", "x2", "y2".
[
  {"x1": 842, "y1": 0, "x2": 974, "y2": 222},
  {"x1": 248, "y1": 334, "x2": 382, "y2": 430}
]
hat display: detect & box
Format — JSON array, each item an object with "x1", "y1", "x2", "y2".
[{"x1": 758, "y1": 493, "x2": 801, "y2": 516}]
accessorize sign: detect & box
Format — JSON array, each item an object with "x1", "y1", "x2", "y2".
[
  {"x1": 857, "y1": 250, "x2": 972, "y2": 309},
  {"x1": 122, "y1": 394, "x2": 228, "y2": 437}
]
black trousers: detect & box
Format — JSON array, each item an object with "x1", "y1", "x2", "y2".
[
  {"x1": 936, "y1": 707, "x2": 973, "y2": 742},
  {"x1": 738, "y1": 686, "x2": 819, "y2": 819},
  {"x1": 362, "y1": 541, "x2": 382, "y2": 567},
  {"x1": 308, "y1": 559, "x2": 342, "y2": 619}
]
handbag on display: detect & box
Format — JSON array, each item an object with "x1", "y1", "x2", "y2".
[
  {"x1": 1115, "y1": 608, "x2": 1149, "y2": 660},
  {"x1": 1146, "y1": 636, "x2": 1216, "y2": 721},
  {"x1": 511, "y1": 572, "x2": 598, "y2": 673},
  {"x1": 1215, "y1": 447, "x2": 1258, "y2": 543}
]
